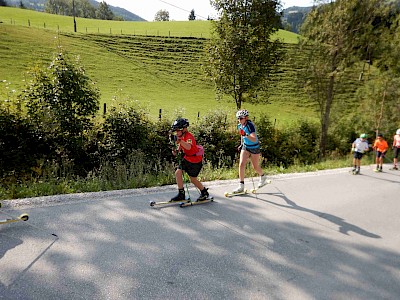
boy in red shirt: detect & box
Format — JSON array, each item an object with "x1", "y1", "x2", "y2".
[
  {"x1": 170, "y1": 118, "x2": 209, "y2": 201},
  {"x1": 373, "y1": 133, "x2": 389, "y2": 172}
]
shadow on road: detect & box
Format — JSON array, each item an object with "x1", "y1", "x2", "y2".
[
  {"x1": 1, "y1": 185, "x2": 399, "y2": 299},
  {"x1": 256, "y1": 187, "x2": 381, "y2": 238}
]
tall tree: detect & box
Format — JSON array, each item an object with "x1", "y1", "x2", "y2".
[
  {"x1": 188, "y1": 9, "x2": 196, "y2": 21},
  {"x1": 356, "y1": 8, "x2": 400, "y2": 137},
  {"x1": 205, "y1": 0, "x2": 283, "y2": 109},
  {"x1": 300, "y1": 0, "x2": 393, "y2": 156},
  {"x1": 0, "y1": 0, "x2": 7, "y2": 6},
  {"x1": 96, "y1": 1, "x2": 114, "y2": 20},
  {"x1": 45, "y1": 0, "x2": 69, "y2": 15},
  {"x1": 79, "y1": 0, "x2": 96, "y2": 18},
  {"x1": 154, "y1": 9, "x2": 169, "y2": 21},
  {"x1": 21, "y1": 49, "x2": 99, "y2": 151}
]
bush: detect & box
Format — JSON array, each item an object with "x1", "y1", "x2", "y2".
[
  {"x1": 193, "y1": 110, "x2": 238, "y2": 168},
  {"x1": 19, "y1": 50, "x2": 100, "y2": 176},
  {"x1": 0, "y1": 109, "x2": 42, "y2": 179}
]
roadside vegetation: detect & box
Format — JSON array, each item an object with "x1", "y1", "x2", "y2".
[{"x1": 0, "y1": 2, "x2": 398, "y2": 200}]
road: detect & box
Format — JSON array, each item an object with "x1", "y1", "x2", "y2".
[{"x1": 1, "y1": 165, "x2": 399, "y2": 299}]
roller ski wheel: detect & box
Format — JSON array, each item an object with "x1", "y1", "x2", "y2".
[
  {"x1": 19, "y1": 213, "x2": 29, "y2": 221},
  {"x1": 224, "y1": 189, "x2": 248, "y2": 198},
  {"x1": 180, "y1": 197, "x2": 214, "y2": 207},
  {"x1": 0, "y1": 213, "x2": 29, "y2": 225}
]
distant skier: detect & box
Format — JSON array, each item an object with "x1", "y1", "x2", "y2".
[
  {"x1": 372, "y1": 133, "x2": 388, "y2": 172},
  {"x1": 351, "y1": 133, "x2": 369, "y2": 174},
  {"x1": 392, "y1": 129, "x2": 400, "y2": 170}
]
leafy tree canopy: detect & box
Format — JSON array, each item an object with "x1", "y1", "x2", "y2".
[{"x1": 206, "y1": 0, "x2": 284, "y2": 109}]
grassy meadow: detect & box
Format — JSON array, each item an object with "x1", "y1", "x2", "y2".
[
  {"x1": 1, "y1": 7, "x2": 372, "y2": 199},
  {"x1": 0, "y1": 6, "x2": 315, "y2": 125}
]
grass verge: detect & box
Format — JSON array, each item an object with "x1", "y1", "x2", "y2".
[{"x1": 0, "y1": 155, "x2": 373, "y2": 201}]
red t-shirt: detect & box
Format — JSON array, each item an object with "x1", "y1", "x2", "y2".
[{"x1": 178, "y1": 131, "x2": 202, "y2": 163}]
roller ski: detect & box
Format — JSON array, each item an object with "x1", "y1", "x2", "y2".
[
  {"x1": 224, "y1": 190, "x2": 248, "y2": 198},
  {"x1": 150, "y1": 188, "x2": 213, "y2": 208},
  {"x1": 351, "y1": 168, "x2": 360, "y2": 175},
  {"x1": 179, "y1": 196, "x2": 214, "y2": 207},
  {"x1": 224, "y1": 183, "x2": 249, "y2": 198},
  {"x1": 0, "y1": 202, "x2": 29, "y2": 225},
  {"x1": 180, "y1": 188, "x2": 213, "y2": 207},
  {"x1": 150, "y1": 198, "x2": 191, "y2": 207},
  {"x1": 251, "y1": 175, "x2": 272, "y2": 193}
]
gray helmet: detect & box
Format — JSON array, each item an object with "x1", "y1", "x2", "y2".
[{"x1": 171, "y1": 118, "x2": 189, "y2": 130}]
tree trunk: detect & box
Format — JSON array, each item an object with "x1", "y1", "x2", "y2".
[
  {"x1": 375, "y1": 86, "x2": 386, "y2": 135},
  {"x1": 320, "y1": 73, "x2": 335, "y2": 157}
]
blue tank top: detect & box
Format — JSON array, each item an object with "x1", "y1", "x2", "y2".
[{"x1": 238, "y1": 121, "x2": 260, "y2": 149}]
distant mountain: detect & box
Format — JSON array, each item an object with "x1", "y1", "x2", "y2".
[
  {"x1": 4, "y1": 0, "x2": 147, "y2": 21},
  {"x1": 88, "y1": 0, "x2": 146, "y2": 21},
  {"x1": 282, "y1": 6, "x2": 313, "y2": 33}
]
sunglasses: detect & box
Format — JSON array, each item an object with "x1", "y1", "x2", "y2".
[{"x1": 238, "y1": 117, "x2": 245, "y2": 120}]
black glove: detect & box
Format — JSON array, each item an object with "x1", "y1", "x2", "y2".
[{"x1": 169, "y1": 134, "x2": 178, "y2": 143}]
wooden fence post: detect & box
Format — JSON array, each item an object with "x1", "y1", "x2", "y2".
[
  {"x1": 159, "y1": 109, "x2": 162, "y2": 121},
  {"x1": 103, "y1": 103, "x2": 107, "y2": 116}
]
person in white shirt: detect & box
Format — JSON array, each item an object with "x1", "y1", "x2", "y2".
[
  {"x1": 392, "y1": 129, "x2": 400, "y2": 170},
  {"x1": 351, "y1": 133, "x2": 369, "y2": 174}
]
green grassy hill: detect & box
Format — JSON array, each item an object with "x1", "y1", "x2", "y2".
[{"x1": 0, "y1": 6, "x2": 316, "y2": 124}]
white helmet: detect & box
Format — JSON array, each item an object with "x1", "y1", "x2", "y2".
[
  {"x1": 236, "y1": 109, "x2": 249, "y2": 119},
  {"x1": 396, "y1": 129, "x2": 400, "y2": 135}
]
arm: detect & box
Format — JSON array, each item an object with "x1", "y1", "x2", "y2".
[
  {"x1": 246, "y1": 132, "x2": 257, "y2": 143},
  {"x1": 177, "y1": 138, "x2": 192, "y2": 151}
]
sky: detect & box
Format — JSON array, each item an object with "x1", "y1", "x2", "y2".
[{"x1": 97, "y1": 0, "x2": 316, "y2": 22}]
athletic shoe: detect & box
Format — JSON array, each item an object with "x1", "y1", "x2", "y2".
[
  {"x1": 233, "y1": 184, "x2": 245, "y2": 193},
  {"x1": 257, "y1": 175, "x2": 269, "y2": 188},
  {"x1": 197, "y1": 188, "x2": 209, "y2": 201},
  {"x1": 171, "y1": 191, "x2": 185, "y2": 201}
]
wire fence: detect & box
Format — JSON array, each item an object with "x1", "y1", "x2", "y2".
[{"x1": 1, "y1": 18, "x2": 209, "y2": 38}]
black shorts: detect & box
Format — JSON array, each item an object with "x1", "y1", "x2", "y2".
[
  {"x1": 353, "y1": 152, "x2": 363, "y2": 159},
  {"x1": 242, "y1": 144, "x2": 261, "y2": 155},
  {"x1": 394, "y1": 147, "x2": 400, "y2": 158},
  {"x1": 376, "y1": 151, "x2": 386, "y2": 158},
  {"x1": 179, "y1": 159, "x2": 203, "y2": 177}
]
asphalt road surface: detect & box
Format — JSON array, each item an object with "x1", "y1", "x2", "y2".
[{"x1": 1, "y1": 165, "x2": 399, "y2": 300}]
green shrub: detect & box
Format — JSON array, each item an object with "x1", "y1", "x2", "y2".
[
  {"x1": 192, "y1": 110, "x2": 238, "y2": 168},
  {"x1": 0, "y1": 109, "x2": 43, "y2": 178}
]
